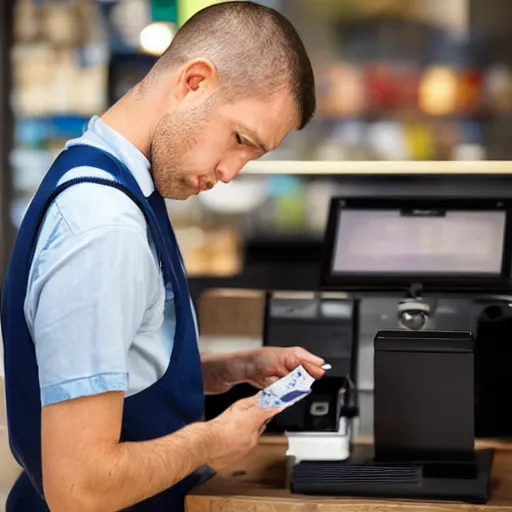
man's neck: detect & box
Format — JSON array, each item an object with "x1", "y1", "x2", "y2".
[{"x1": 101, "y1": 88, "x2": 155, "y2": 160}]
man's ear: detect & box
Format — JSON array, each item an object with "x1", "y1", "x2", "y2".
[{"x1": 177, "y1": 58, "x2": 219, "y2": 97}]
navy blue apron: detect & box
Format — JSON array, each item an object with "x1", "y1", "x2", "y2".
[{"x1": 1, "y1": 144, "x2": 208, "y2": 511}]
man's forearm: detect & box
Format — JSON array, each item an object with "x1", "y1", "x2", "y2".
[
  {"x1": 201, "y1": 351, "x2": 253, "y2": 394},
  {"x1": 44, "y1": 421, "x2": 214, "y2": 512}
]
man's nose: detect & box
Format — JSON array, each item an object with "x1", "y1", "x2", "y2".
[{"x1": 216, "y1": 159, "x2": 246, "y2": 184}]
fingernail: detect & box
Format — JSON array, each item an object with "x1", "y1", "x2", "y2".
[{"x1": 322, "y1": 363, "x2": 332, "y2": 371}]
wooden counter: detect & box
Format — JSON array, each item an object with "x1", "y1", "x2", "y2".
[{"x1": 186, "y1": 437, "x2": 512, "y2": 511}]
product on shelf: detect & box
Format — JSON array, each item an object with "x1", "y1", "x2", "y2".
[{"x1": 418, "y1": 65, "x2": 459, "y2": 116}]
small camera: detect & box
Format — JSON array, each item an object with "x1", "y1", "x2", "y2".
[{"x1": 397, "y1": 298, "x2": 431, "y2": 330}]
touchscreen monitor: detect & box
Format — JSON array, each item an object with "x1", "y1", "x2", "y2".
[{"x1": 321, "y1": 198, "x2": 512, "y2": 291}]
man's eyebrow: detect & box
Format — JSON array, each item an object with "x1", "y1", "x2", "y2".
[{"x1": 238, "y1": 124, "x2": 269, "y2": 153}]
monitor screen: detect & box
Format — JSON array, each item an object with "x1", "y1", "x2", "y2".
[{"x1": 332, "y1": 209, "x2": 506, "y2": 275}]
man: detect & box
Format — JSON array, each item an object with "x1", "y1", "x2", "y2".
[{"x1": 1, "y1": 2, "x2": 323, "y2": 511}]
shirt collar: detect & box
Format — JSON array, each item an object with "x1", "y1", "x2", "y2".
[{"x1": 66, "y1": 116, "x2": 155, "y2": 197}]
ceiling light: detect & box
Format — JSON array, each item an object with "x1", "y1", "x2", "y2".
[{"x1": 140, "y1": 22, "x2": 174, "y2": 56}]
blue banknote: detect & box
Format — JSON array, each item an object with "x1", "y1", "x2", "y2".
[{"x1": 257, "y1": 365, "x2": 315, "y2": 408}]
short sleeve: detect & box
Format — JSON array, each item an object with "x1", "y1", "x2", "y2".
[{"x1": 28, "y1": 224, "x2": 157, "y2": 407}]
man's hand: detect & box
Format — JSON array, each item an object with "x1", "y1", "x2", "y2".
[
  {"x1": 206, "y1": 395, "x2": 283, "y2": 471},
  {"x1": 201, "y1": 346, "x2": 325, "y2": 394},
  {"x1": 241, "y1": 346, "x2": 325, "y2": 389}
]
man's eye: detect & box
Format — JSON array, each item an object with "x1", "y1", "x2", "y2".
[{"x1": 235, "y1": 133, "x2": 243, "y2": 145}]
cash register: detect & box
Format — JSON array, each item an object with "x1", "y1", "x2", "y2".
[
  {"x1": 203, "y1": 194, "x2": 512, "y2": 503},
  {"x1": 286, "y1": 195, "x2": 512, "y2": 504}
]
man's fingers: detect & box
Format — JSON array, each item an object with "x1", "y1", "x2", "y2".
[
  {"x1": 263, "y1": 376, "x2": 280, "y2": 387},
  {"x1": 252, "y1": 396, "x2": 285, "y2": 420},
  {"x1": 302, "y1": 361, "x2": 325, "y2": 379},
  {"x1": 288, "y1": 347, "x2": 326, "y2": 379},
  {"x1": 259, "y1": 406, "x2": 285, "y2": 421},
  {"x1": 293, "y1": 346, "x2": 325, "y2": 366},
  {"x1": 236, "y1": 395, "x2": 260, "y2": 409},
  {"x1": 258, "y1": 417, "x2": 271, "y2": 435},
  {"x1": 235, "y1": 395, "x2": 284, "y2": 419},
  {"x1": 234, "y1": 395, "x2": 265, "y2": 413}
]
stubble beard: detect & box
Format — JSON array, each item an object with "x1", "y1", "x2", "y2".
[{"x1": 150, "y1": 99, "x2": 217, "y2": 200}]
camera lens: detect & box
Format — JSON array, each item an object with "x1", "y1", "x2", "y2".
[
  {"x1": 397, "y1": 299, "x2": 430, "y2": 330},
  {"x1": 400, "y1": 310, "x2": 428, "y2": 330}
]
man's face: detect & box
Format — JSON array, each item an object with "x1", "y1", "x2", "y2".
[{"x1": 150, "y1": 89, "x2": 298, "y2": 200}]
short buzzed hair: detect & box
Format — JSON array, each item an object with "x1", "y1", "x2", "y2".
[{"x1": 153, "y1": 1, "x2": 316, "y2": 129}]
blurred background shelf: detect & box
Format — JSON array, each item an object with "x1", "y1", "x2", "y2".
[{"x1": 243, "y1": 160, "x2": 512, "y2": 174}]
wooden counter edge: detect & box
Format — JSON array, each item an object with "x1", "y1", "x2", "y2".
[
  {"x1": 186, "y1": 495, "x2": 502, "y2": 512},
  {"x1": 259, "y1": 434, "x2": 512, "y2": 451}
]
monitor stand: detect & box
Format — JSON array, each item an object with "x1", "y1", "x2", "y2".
[{"x1": 290, "y1": 330, "x2": 494, "y2": 504}]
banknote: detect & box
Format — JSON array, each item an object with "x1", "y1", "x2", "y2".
[{"x1": 257, "y1": 365, "x2": 315, "y2": 409}]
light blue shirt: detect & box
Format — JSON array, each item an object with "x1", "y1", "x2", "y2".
[{"x1": 24, "y1": 116, "x2": 184, "y2": 407}]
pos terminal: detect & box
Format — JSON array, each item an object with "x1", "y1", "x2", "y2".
[{"x1": 289, "y1": 196, "x2": 512, "y2": 504}]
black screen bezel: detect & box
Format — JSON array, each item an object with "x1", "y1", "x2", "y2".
[{"x1": 320, "y1": 196, "x2": 512, "y2": 293}]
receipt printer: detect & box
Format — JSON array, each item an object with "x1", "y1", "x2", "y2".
[
  {"x1": 263, "y1": 292, "x2": 358, "y2": 434},
  {"x1": 284, "y1": 375, "x2": 357, "y2": 463}
]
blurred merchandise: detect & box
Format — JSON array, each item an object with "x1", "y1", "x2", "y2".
[
  {"x1": 485, "y1": 64, "x2": 512, "y2": 114},
  {"x1": 402, "y1": 122, "x2": 436, "y2": 160},
  {"x1": 14, "y1": 0, "x2": 39, "y2": 43},
  {"x1": 305, "y1": 180, "x2": 343, "y2": 233},
  {"x1": 11, "y1": 0, "x2": 108, "y2": 118},
  {"x1": 41, "y1": 1, "x2": 80, "y2": 48},
  {"x1": 317, "y1": 62, "x2": 366, "y2": 118},
  {"x1": 457, "y1": 68, "x2": 483, "y2": 114},
  {"x1": 418, "y1": 66, "x2": 458, "y2": 116},
  {"x1": 177, "y1": 227, "x2": 242, "y2": 277},
  {"x1": 109, "y1": 0, "x2": 151, "y2": 50},
  {"x1": 366, "y1": 121, "x2": 409, "y2": 160},
  {"x1": 198, "y1": 288, "x2": 265, "y2": 338},
  {"x1": 267, "y1": 176, "x2": 306, "y2": 232},
  {"x1": 313, "y1": 0, "x2": 414, "y2": 21},
  {"x1": 452, "y1": 142, "x2": 485, "y2": 161},
  {"x1": 365, "y1": 62, "x2": 403, "y2": 112}
]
